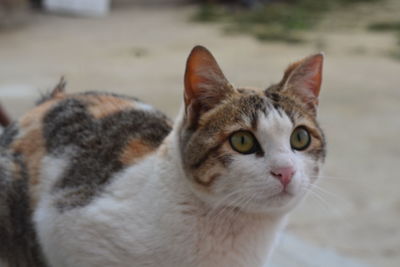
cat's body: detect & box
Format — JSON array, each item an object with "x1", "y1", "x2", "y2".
[{"x1": 0, "y1": 46, "x2": 326, "y2": 267}]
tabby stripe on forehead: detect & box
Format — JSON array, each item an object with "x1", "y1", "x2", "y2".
[
  {"x1": 265, "y1": 93, "x2": 297, "y2": 124},
  {"x1": 250, "y1": 111, "x2": 258, "y2": 130}
]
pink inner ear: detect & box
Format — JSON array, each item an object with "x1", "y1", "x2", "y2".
[
  {"x1": 303, "y1": 54, "x2": 323, "y2": 98},
  {"x1": 184, "y1": 46, "x2": 216, "y2": 106},
  {"x1": 184, "y1": 46, "x2": 231, "y2": 109},
  {"x1": 283, "y1": 53, "x2": 323, "y2": 107}
]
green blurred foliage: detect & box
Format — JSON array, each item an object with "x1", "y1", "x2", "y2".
[
  {"x1": 193, "y1": 0, "x2": 383, "y2": 43},
  {"x1": 368, "y1": 21, "x2": 400, "y2": 31},
  {"x1": 368, "y1": 21, "x2": 400, "y2": 60}
]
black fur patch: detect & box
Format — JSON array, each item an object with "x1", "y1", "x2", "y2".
[
  {"x1": 42, "y1": 96, "x2": 172, "y2": 211},
  {"x1": 0, "y1": 152, "x2": 47, "y2": 267},
  {"x1": 0, "y1": 123, "x2": 19, "y2": 148}
]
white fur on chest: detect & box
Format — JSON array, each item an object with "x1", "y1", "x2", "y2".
[{"x1": 34, "y1": 147, "x2": 286, "y2": 267}]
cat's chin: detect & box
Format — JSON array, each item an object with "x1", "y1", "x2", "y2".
[
  {"x1": 237, "y1": 191, "x2": 305, "y2": 215},
  {"x1": 193, "y1": 186, "x2": 306, "y2": 216}
]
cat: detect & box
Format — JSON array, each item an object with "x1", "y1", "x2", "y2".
[
  {"x1": 0, "y1": 104, "x2": 10, "y2": 128},
  {"x1": 0, "y1": 45, "x2": 326, "y2": 267}
]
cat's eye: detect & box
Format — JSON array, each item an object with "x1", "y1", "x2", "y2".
[
  {"x1": 229, "y1": 131, "x2": 259, "y2": 154},
  {"x1": 290, "y1": 126, "x2": 311, "y2": 151}
]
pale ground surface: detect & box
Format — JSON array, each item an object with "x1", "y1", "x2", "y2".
[{"x1": 0, "y1": 2, "x2": 399, "y2": 266}]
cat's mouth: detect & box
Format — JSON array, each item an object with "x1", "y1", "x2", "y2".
[
  {"x1": 269, "y1": 190, "x2": 294, "y2": 200},
  {"x1": 278, "y1": 190, "x2": 292, "y2": 196},
  {"x1": 251, "y1": 190, "x2": 294, "y2": 204}
]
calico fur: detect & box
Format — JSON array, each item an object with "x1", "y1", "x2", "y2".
[{"x1": 0, "y1": 46, "x2": 326, "y2": 267}]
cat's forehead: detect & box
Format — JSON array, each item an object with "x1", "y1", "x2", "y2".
[
  {"x1": 198, "y1": 86, "x2": 316, "y2": 134},
  {"x1": 256, "y1": 108, "x2": 293, "y2": 147},
  {"x1": 236, "y1": 87, "x2": 317, "y2": 126},
  {"x1": 198, "y1": 88, "x2": 267, "y2": 129},
  {"x1": 234, "y1": 91, "x2": 295, "y2": 136},
  {"x1": 236, "y1": 87, "x2": 265, "y2": 96}
]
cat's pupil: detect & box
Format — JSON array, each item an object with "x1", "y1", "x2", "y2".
[
  {"x1": 296, "y1": 133, "x2": 302, "y2": 142},
  {"x1": 241, "y1": 136, "x2": 245, "y2": 144}
]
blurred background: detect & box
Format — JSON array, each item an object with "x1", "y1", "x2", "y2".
[{"x1": 1, "y1": 0, "x2": 399, "y2": 266}]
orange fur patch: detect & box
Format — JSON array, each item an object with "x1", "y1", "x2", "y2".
[
  {"x1": 11, "y1": 129, "x2": 45, "y2": 207},
  {"x1": 80, "y1": 95, "x2": 135, "y2": 119},
  {"x1": 196, "y1": 173, "x2": 221, "y2": 187},
  {"x1": 119, "y1": 139, "x2": 155, "y2": 165},
  {"x1": 12, "y1": 98, "x2": 64, "y2": 206}
]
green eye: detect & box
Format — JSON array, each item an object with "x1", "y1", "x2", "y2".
[
  {"x1": 229, "y1": 131, "x2": 258, "y2": 154},
  {"x1": 291, "y1": 126, "x2": 311, "y2": 151}
]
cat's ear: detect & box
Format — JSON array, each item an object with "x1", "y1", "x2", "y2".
[
  {"x1": 278, "y1": 53, "x2": 324, "y2": 113},
  {"x1": 184, "y1": 46, "x2": 234, "y2": 123}
]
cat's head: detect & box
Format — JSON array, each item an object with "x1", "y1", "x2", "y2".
[{"x1": 178, "y1": 46, "x2": 326, "y2": 214}]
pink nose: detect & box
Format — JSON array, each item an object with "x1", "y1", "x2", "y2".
[{"x1": 270, "y1": 167, "x2": 295, "y2": 187}]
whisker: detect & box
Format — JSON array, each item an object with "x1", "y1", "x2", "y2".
[
  {"x1": 310, "y1": 184, "x2": 346, "y2": 202},
  {"x1": 304, "y1": 189, "x2": 332, "y2": 212},
  {"x1": 301, "y1": 184, "x2": 338, "y2": 210},
  {"x1": 310, "y1": 175, "x2": 349, "y2": 181}
]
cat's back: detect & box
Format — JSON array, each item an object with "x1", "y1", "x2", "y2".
[
  {"x1": 0, "y1": 89, "x2": 172, "y2": 266},
  {"x1": 3, "y1": 89, "x2": 172, "y2": 205}
]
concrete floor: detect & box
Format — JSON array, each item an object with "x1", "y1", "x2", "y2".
[{"x1": 1, "y1": 3, "x2": 399, "y2": 266}]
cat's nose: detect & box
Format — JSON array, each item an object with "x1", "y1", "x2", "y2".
[{"x1": 270, "y1": 167, "x2": 295, "y2": 187}]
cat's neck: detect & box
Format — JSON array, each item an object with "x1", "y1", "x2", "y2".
[{"x1": 106, "y1": 125, "x2": 287, "y2": 266}]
